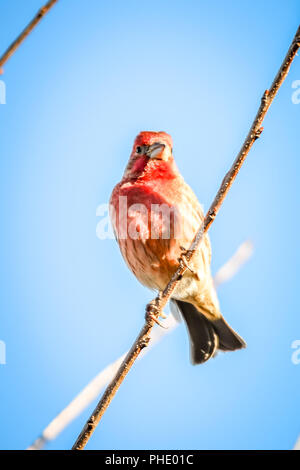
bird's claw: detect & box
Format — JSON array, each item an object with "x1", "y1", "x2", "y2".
[
  {"x1": 147, "y1": 312, "x2": 168, "y2": 328},
  {"x1": 178, "y1": 246, "x2": 195, "y2": 274},
  {"x1": 146, "y1": 300, "x2": 168, "y2": 328}
]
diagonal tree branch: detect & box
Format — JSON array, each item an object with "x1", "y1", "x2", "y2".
[
  {"x1": 214, "y1": 241, "x2": 253, "y2": 288},
  {"x1": 294, "y1": 435, "x2": 300, "y2": 450},
  {"x1": 28, "y1": 240, "x2": 253, "y2": 450},
  {"x1": 72, "y1": 25, "x2": 300, "y2": 450},
  {"x1": 0, "y1": 0, "x2": 59, "y2": 73}
]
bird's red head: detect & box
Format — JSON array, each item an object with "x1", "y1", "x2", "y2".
[
  {"x1": 123, "y1": 131, "x2": 174, "y2": 179},
  {"x1": 134, "y1": 131, "x2": 173, "y2": 150}
]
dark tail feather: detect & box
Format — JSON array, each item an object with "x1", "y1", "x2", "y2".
[
  {"x1": 171, "y1": 300, "x2": 246, "y2": 365},
  {"x1": 171, "y1": 300, "x2": 218, "y2": 364},
  {"x1": 213, "y1": 316, "x2": 246, "y2": 351}
]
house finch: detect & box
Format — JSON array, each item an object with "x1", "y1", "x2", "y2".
[{"x1": 110, "y1": 131, "x2": 245, "y2": 364}]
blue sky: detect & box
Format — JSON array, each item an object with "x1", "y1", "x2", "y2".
[{"x1": 0, "y1": 0, "x2": 299, "y2": 450}]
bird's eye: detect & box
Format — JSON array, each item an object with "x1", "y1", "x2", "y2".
[{"x1": 136, "y1": 146, "x2": 142, "y2": 154}]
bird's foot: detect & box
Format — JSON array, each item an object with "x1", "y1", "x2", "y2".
[
  {"x1": 178, "y1": 246, "x2": 195, "y2": 274},
  {"x1": 146, "y1": 297, "x2": 168, "y2": 328}
]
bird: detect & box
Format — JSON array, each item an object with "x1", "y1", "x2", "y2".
[{"x1": 110, "y1": 131, "x2": 246, "y2": 364}]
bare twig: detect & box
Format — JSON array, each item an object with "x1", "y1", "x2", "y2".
[
  {"x1": 0, "y1": 0, "x2": 59, "y2": 73},
  {"x1": 28, "y1": 241, "x2": 252, "y2": 450},
  {"x1": 72, "y1": 25, "x2": 300, "y2": 450},
  {"x1": 214, "y1": 240, "x2": 253, "y2": 288},
  {"x1": 294, "y1": 435, "x2": 300, "y2": 450}
]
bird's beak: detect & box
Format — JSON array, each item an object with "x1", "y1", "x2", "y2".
[{"x1": 146, "y1": 143, "x2": 166, "y2": 159}]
